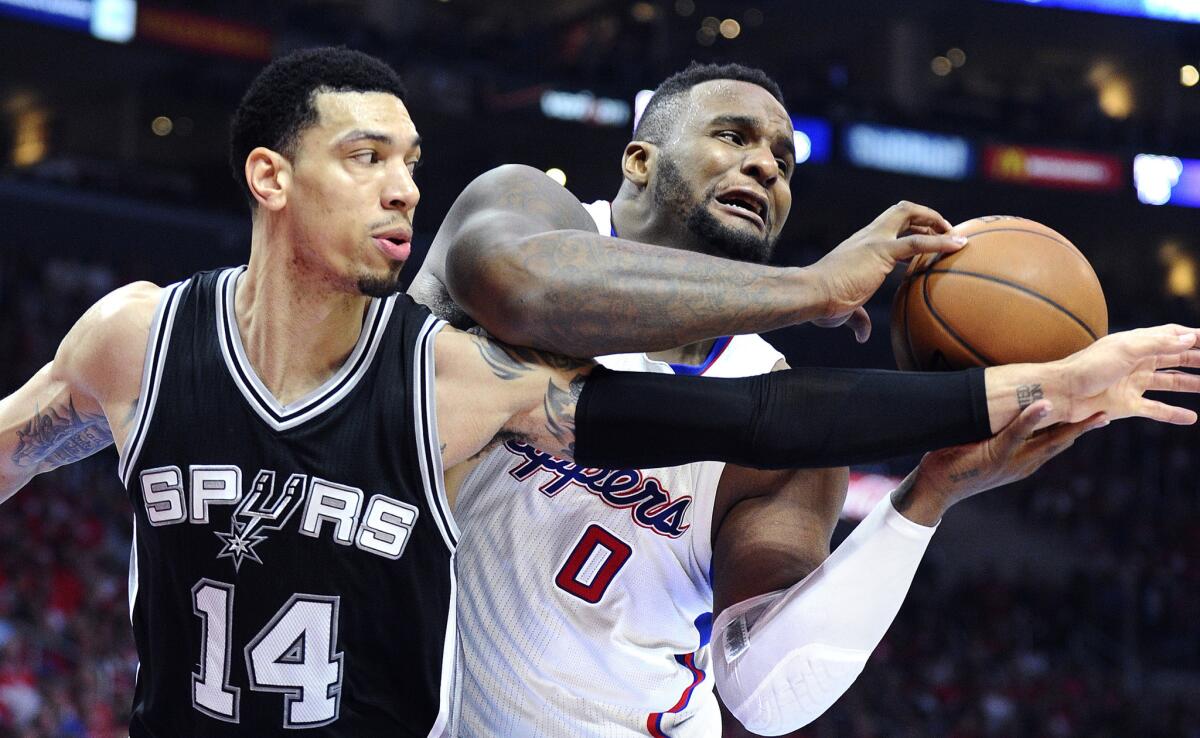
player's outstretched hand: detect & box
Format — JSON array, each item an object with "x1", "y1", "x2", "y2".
[
  {"x1": 809, "y1": 201, "x2": 965, "y2": 343},
  {"x1": 1053, "y1": 324, "x2": 1200, "y2": 425},
  {"x1": 894, "y1": 400, "x2": 1107, "y2": 525}
]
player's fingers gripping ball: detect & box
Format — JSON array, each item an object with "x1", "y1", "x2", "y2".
[{"x1": 892, "y1": 215, "x2": 1108, "y2": 371}]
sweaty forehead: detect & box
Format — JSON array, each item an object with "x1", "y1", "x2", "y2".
[
  {"x1": 310, "y1": 90, "x2": 418, "y2": 141},
  {"x1": 683, "y1": 79, "x2": 790, "y2": 131}
]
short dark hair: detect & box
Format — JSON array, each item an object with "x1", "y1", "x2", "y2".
[
  {"x1": 229, "y1": 46, "x2": 407, "y2": 205},
  {"x1": 633, "y1": 61, "x2": 785, "y2": 145}
]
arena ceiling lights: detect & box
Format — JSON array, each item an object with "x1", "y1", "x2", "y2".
[{"x1": 991, "y1": 0, "x2": 1200, "y2": 24}]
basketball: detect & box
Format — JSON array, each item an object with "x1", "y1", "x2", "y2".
[{"x1": 891, "y1": 215, "x2": 1108, "y2": 371}]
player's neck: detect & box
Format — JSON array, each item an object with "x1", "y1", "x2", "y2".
[
  {"x1": 611, "y1": 194, "x2": 686, "y2": 254},
  {"x1": 237, "y1": 231, "x2": 373, "y2": 406}
]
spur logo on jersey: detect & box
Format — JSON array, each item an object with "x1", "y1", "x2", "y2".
[
  {"x1": 215, "y1": 471, "x2": 304, "y2": 571},
  {"x1": 504, "y1": 441, "x2": 691, "y2": 538},
  {"x1": 138, "y1": 465, "x2": 420, "y2": 566}
]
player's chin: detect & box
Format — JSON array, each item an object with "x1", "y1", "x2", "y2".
[{"x1": 356, "y1": 266, "x2": 404, "y2": 298}]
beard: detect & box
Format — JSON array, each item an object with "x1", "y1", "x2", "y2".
[
  {"x1": 356, "y1": 265, "x2": 404, "y2": 298},
  {"x1": 653, "y1": 157, "x2": 777, "y2": 265}
]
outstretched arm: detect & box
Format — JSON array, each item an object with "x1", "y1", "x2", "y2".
[
  {"x1": 0, "y1": 282, "x2": 157, "y2": 501},
  {"x1": 411, "y1": 164, "x2": 963, "y2": 356},
  {"x1": 435, "y1": 324, "x2": 1200, "y2": 473}
]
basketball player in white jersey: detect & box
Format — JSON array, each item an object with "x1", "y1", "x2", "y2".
[{"x1": 408, "y1": 63, "x2": 1196, "y2": 737}]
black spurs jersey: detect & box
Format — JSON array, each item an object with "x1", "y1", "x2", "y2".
[{"x1": 117, "y1": 267, "x2": 458, "y2": 737}]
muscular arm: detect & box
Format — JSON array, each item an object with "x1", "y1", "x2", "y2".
[
  {"x1": 711, "y1": 465, "x2": 848, "y2": 617},
  {"x1": 0, "y1": 282, "x2": 158, "y2": 500},
  {"x1": 410, "y1": 164, "x2": 825, "y2": 356}
]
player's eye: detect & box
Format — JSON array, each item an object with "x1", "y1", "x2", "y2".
[
  {"x1": 351, "y1": 150, "x2": 380, "y2": 164},
  {"x1": 407, "y1": 159, "x2": 422, "y2": 175},
  {"x1": 717, "y1": 130, "x2": 744, "y2": 145},
  {"x1": 776, "y1": 158, "x2": 790, "y2": 174}
]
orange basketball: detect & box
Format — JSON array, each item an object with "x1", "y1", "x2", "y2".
[{"x1": 891, "y1": 215, "x2": 1108, "y2": 371}]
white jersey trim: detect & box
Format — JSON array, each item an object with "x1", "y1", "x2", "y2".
[
  {"x1": 118, "y1": 279, "x2": 188, "y2": 487},
  {"x1": 412, "y1": 315, "x2": 459, "y2": 550},
  {"x1": 414, "y1": 314, "x2": 459, "y2": 738},
  {"x1": 214, "y1": 267, "x2": 395, "y2": 432},
  {"x1": 427, "y1": 551, "x2": 459, "y2": 738},
  {"x1": 127, "y1": 514, "x2": 138, "y2": 623}
]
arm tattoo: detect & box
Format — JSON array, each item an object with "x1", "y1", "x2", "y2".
[
  {"x1": 1016, "y1": 383, "x2": 1044, "y2": 410},
  {"x1": 447, "y1": 169, "x2": 806, "y2": 357},
  {"x1": 472, "y1": 336, "x2": 590, "y2": 381},
  {"x1": 12, "y1": 397, "x2": 113, "y2": 471},
  {"x1": 543, "y1": 375, "x2": 586, "y2": 458}
]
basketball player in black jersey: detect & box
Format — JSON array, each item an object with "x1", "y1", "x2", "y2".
[
  {"x1": 0, "y1": 48, "x2": 1197, "y2": 738},
  {"x1": 410, "y1": 62, "x2": 1200, "y2": 736}
]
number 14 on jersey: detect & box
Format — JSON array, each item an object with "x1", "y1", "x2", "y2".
[{"x1": 192, "y1": 579, "x2": 344, "y2": 728}]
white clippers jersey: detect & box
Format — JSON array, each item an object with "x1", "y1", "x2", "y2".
[{"x1": 452, "y1": 201, "x2": 784, "y2": 738}]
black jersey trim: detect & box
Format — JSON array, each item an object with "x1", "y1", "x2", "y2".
[
  {"x1": 214, "y1": 267, "x2": 395, "y2": 432},
  {"x1": 118, "y1": 280, "x2": 188, "y2": 488},
  {"x1": 412, "y1": 315, "x2": 459, "y2": 550}
]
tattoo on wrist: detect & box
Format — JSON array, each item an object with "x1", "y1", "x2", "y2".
[
  {"x1": 1017, "y1": 383, "x2": 1044, "y2": 410},
  {"x1": 948, "y1": 468, "x2": 982, "y2": 483},
  {"x1": 12, "y1": 397, "x2": 112, "y2": 471}
]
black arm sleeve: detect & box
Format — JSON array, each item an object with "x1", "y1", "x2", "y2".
[{"x1": 573, "y1": 366, "x2": 990, "y2": 470}]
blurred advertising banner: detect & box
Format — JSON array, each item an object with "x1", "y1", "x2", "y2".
[
  {"x1": 136, "y1": 6, "x2": 270, "y2": 60},
  {"x1": 790, "y1": 116, "x2": 832, "y2": 165},
  {"x1": 983, "y1": 145, "x2": 1123, "y2": 191},
  {"x1": 0, "y1": 0, "x2": 135, "y2": 42},
  {"x1": 844, "y1": 123, "x2": 973, "y2": 180},
  {"x1": 1134, "y1": 153, "x2": 1200, "y2": 207}
]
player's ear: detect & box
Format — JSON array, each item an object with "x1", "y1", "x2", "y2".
[
  {"x1": 621, "y1": 141, "x2": 656, "y2": 188},
  {"x1": 246, "y1": 147, "x2": 291, "y2": 211}
]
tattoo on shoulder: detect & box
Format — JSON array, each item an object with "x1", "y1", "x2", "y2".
[
  {"x1": 1017, "y1": 384, "x2": 1044, "y2": 410},
  {"x1": 471, "y1": 335, "x2": 590, "y2": 381},
  {"x1": 13, "y1": 397, "x2": 113, "y2": 471}
]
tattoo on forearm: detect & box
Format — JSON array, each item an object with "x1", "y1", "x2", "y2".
[
  {"x1": 1017, "y1": 383, "x2": 1044, "y2": 410},
  {"x1": 472, "y1": 336, "x2": 590, "y2": 381},
  {"x1": 12, "y1": 397, "x2": 113, "y2": 470},
  {"x1": 450, "y1": 171, "x2": 799, "y2": 356},
  {"x1": 543, "y1": 375, "x2": 586, "y2": 458},
  {"x1": 948, "y1": 468, "x2": 982, "y2": 483}
]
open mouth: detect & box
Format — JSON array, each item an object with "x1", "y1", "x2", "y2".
[
  {"x1": 713, "y1": 191, "x2": 767, "y2": 229},
  {"x1": 372, "y1": 232, "x2": 412, "y2": 261}
]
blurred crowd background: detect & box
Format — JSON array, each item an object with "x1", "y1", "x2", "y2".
[{"x1": 1, "y1": 0, "x2": 1199, "y2": 736}]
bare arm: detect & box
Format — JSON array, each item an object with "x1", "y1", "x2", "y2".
[
  {"x1": 0, "y1": 282, "x2": 158, "y2": 501},
  {"x1": 711, "y1": 464, "x2": 848, "y2": 617},
  {"x1": 411, "y1": 165, "x2": 968, "y2": 355},
  {"x1": 434, "y1": 327, "x2": 594, "y2": 469}
]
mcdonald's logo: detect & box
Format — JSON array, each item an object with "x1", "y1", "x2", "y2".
[{"x1": 992, "y1": 147, "x2": 1028, "y2": 179}]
